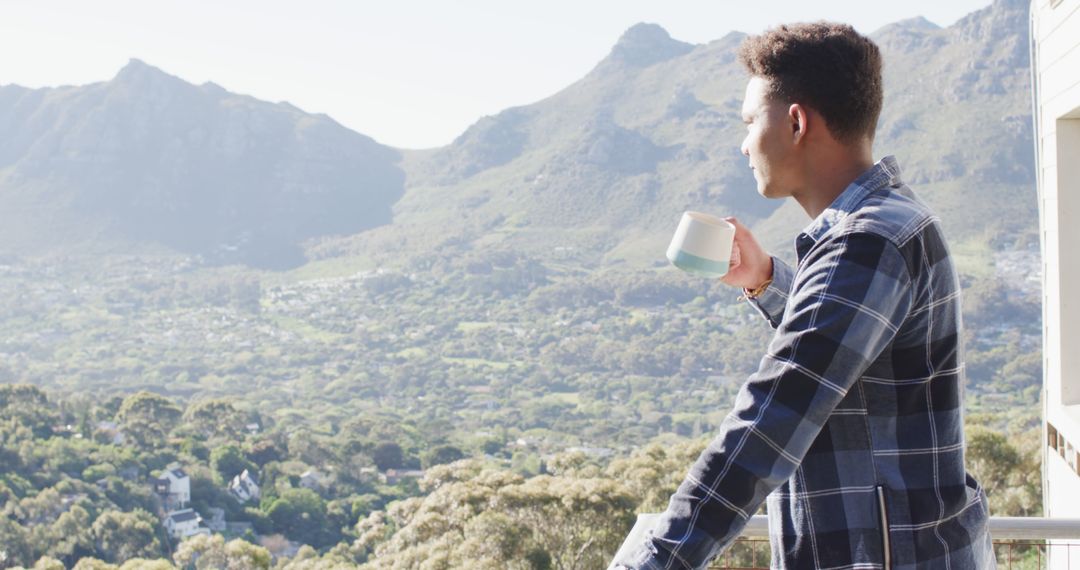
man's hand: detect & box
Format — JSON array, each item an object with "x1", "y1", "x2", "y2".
[{"x1": 720, "y1": 217, "x2": 773, "y2": 290}]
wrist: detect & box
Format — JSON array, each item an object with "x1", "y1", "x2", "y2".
[
  {"x1": 739, "y1": 278, "x2": 773, "y2": 301},
  {"x1": 740, "y1": 258, "x2": 774, "y2": 301}
]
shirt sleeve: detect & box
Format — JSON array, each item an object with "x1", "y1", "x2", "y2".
[
  {"x1": 619, "y1": 232, "x2": 914, "y2": 570},
  {"x1": 746, "y1": 256, "x2": 794, "y2": 328}
]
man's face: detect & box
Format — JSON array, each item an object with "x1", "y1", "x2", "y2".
[{"x1": 740, "y1": 76, "x2": 798, "y2": 199}]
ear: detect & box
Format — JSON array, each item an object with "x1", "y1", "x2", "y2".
[{"x1": 788, "y1": 103, "x2": 808, "y2": 144}]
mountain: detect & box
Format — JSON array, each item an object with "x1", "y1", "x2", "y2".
[
  {"x1": 0, "y1": 0, "x2": 1036, "y2": 273},
  {"x1": 0, "y1": 60, "x2": 404, "y2": 269},
  {"x1": 385, "y1": 25, "x2": 761, "y2": 268},
  {"x1": 341, "y1": 0, "x2": 1034, "y2": 270}
]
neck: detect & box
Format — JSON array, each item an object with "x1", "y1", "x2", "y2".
[{"x1": 793, "y1": 146, "x2": 874, "y2": 219}]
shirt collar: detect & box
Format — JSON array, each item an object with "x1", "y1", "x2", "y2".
[{"x1": 798, "y1": 155, "x2": 903, "y2": 245}]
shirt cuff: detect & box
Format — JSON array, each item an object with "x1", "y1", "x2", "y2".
[
  {"x1": 615, "y1": 538, "x2": 694, "y2": 570},
  {"x1": 746, "y1": 256, "x2": 792, "y2": 328}
]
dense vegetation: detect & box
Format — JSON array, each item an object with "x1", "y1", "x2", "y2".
[
  {"x1": 0, "y1": 236, "x2": 1043, "y2": 569},
  {"x1": 0, "y1": 377, "x2": 1041, "y2": 569},
  {"x1": 0, "y1": 242, "x2": 1041, "y2": 452}
]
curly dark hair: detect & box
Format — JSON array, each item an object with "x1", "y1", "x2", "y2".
[{"x1": 738, "y1": 22, "x2": 883, "y2": 144}]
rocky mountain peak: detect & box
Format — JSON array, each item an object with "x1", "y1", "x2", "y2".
[
  {"x1": 110, "y1": 58, "x2": 188, "y2": 92},
  {"x1": 113, "y1": 58, "x2": 163, "y2": 80},
  {"x1": 893, "y1": 16, "x2": 941, "y2": 32},
  {"x1": 953, "y1": 0, "x2": 1029, "y2": 43},
  {"x1": 872, "y1": 15, "x2": 943, "y2": 52},
  {"x1": 604, "y1": 23, "x2": 695, "y2": 69}
]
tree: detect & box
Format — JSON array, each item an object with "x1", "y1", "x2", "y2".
[
  {"x1": 116, "y1": 392, "x2": 182, "y2": 448},
  {"x1": 605, "y1": 439, "x2": 706, "y2": 513},
  {"x1": 209, "y1": 445, "x2": 255, "y2": 484},
  {"x1": 481, "y1": 439, "x2": 503, "y2": 456},
  {"x1": 246, "y1": 438, "x2": 285, "y2": 467},
  {"x1": 90, "y1": 509, "x2": 162, "y2": 563},
  {"x1": 118, "y1": 560, "x2": 175, "y2": 570},
  {"x1": 29, "y1": 557, "x2": 65, "y2": 570},
  {"x1": 353, "y1": 459, "x2": 636, "y2": 569},
  {"x1": 44, "y1": 505, "x2": 95, "y2": 565},
  {"x1": 0, "y1": 515, "x2": 33, "y2": 569},
  {"x1": 966, "y1": 425, "x2": 1041, "y2": 516},
  {"x1": 71, "y1": 559, "x2": 119, "y2": 570},
  {"x1": 0, "y1": 384, "x2": 57, "y2": 438},
  {"x1": 494, "y1": 475, "x2": 636, "y2": 570},
  {"x1": 287, "y1": 431, "x2": 335, "y2": 468},
  {"x1": 371, "y1": 443, "x2": 403, "y2": 471},
  {"x1": 173, "y1": 534, "x2": 271, "y2": 570},
  {"x1": 422, "y1": 445, "x2": 465, "y2": 469},
  {"x1": 266, "y1": 488, "x2": 332, "y2": 547},
  {"x1": 182, "y1": 399, "x2": 248, "y2": 442}
]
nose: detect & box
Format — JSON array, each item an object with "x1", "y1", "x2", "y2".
[{"x1": 740, "y1": 136, "x2": 749, "y2": 157}]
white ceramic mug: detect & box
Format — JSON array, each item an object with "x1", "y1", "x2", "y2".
[{"x1": 665, "y1": 211, "x2": 735, "y2": 278}]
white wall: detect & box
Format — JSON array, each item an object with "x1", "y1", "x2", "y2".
[{"x1": 1033, "y1": 6, "x2": 1080, "y2": 569}]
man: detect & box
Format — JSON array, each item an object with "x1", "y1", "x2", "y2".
[{"x1": 617, "y1": 23, "x2": 995, "y2": 569}]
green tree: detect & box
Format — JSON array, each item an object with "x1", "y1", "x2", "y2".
[
  {"x1": 116, "y1": 392, "x2": 182, "y2": 448},
  {"x1": 182, "y1": 399, "x2": 248, "y2": 443},
  {"x1": 209, "y1": 445, "x2": 255, "y2": 484},
  {"x1": 354, "y1": 459, "x2": 636, "y2": 569},
  {"x1": 0, "y1": 515, "x2": 34, "y2": 569},
  {"x1": 266, "y1": 488, "x2": 332, "y2": 547},
  {"x1": 44, "y1": 505, "x2": 95, "y2": 565},
  {"x1": 371, "y1": 443, "x2": 403, "y2": 471},
  {"x1": 0, "y1": 384, "x2": 57, "y2": 438},
  {"x1": 90, "y1": 509, "x2": 162, "y2": 563},
  {"x1": 422, "y1": 445, "x2": 465, "y2": 469},
  {"x1": 966, "y1": 425, "x2": 1041, "y2": 516},
  {"x1": 173, "y1": 533, "x2": 271, "y2": 570},
  {"x1": 246, "y1": 438, "x2": 285, "y2": 467}
]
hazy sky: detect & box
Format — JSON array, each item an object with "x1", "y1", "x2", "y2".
[{"x1": 1, "y1": 0, "x2": 993, "y2": 149}]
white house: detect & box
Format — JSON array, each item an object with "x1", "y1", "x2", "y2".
[
  {"x1": 164, "y1": 508, "x2": 209, "y2": 540},
  {"x1": 228, "y1": 469, "x2": 260, "y2": 504},
  {"x1": 154, "y1": 464, "x2": 190, "y2": 511},
  {"x1": 1031, "y1": 0, "x2": 1080, "y2": 567}
]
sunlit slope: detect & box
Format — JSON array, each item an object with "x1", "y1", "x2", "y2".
[{"x1": 345, "y1": 0, "x2": 1034, "y2": 269}]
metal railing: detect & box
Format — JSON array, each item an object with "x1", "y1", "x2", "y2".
[
  {"x1": 709, "y1": 516, "x2": 1080, "y2": 570},
  {"x1": 612, "y1": 515, "x2": 1080, "y2": 570}
]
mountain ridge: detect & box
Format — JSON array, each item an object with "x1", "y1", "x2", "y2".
[
  {"x1": 0, "y1": 0, "x2": 1036, "y2": 274},
  {"x1": 0, "y1": 59, "x2": 406, "y2": 269}
]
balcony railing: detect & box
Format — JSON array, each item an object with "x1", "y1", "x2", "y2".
[{"x1": 612, "y1": 515, "x2": 1080, "y2": 570}]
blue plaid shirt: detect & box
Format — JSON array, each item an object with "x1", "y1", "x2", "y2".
[{"x1": 619, "y1": 157, "x2": 995, "y2": 569}]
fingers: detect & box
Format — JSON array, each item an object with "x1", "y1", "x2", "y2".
[
  {"x1": 724, "y1": 217, "x2": 755, "y2": 247},
  {"x1": 718, "y1": 217, "x2": 773, "y2": 289}
]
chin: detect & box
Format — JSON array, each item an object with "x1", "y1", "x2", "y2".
[{"x1": 758, "y1": 181, "x2": 792, "y2": 200}]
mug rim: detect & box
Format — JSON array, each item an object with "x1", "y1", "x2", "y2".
[{"x1": 684, "y1": 211, "x2": 734, "y2": 228}]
